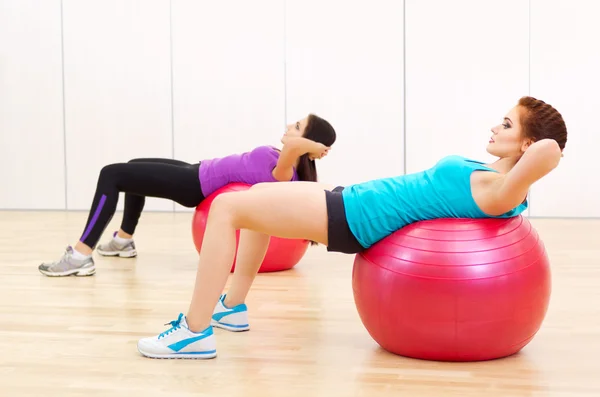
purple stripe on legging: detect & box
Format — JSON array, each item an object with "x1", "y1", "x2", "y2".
[{"x1": 80, "y1": 194, "x2": 107, "y2": 243}]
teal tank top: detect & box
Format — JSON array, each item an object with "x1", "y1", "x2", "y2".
[{"x1": 341, "y1": 155, "x2": 528, "y2": 249}]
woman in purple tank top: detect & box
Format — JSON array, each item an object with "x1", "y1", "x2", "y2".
[{"x1": 39, "y1": 114, "x2": 336, "y2": 277}]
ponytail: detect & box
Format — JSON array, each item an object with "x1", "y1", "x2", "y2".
[
  {"x1": 296, "y1": 154, "x2": 317, "y2": 182},
  {"x1": 293, "y1": 114, "x2": 336, "y2": 246},
  {"x1": 295, "y1": 114, "x2": 335, "y2": 183},
  {"x1": 296, "y1": 153, "x2": 318, "y2": 245}
]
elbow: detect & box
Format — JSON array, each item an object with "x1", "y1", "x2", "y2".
[
  {"x1": 534, "y1": 139, "x2": 562, "y2": 170},
  {"x1": 538, "y1": 138, "x2": 561, "y2": 153},
  {"x1": 545, "y1": 139, "x2": 562, "y2": 169},
  {"x1": 283, "y1": 138, "x2": 303, "y2": 157}
]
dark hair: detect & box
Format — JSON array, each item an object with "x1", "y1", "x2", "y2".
[
  {"x1": 295, "y1": 114, "x2": 337, "y2": 182},
  {"x1": 518, "y1": 96, "x2": 567, "y2": 150}
]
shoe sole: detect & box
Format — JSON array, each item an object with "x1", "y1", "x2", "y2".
[
  {"x1": 138, "y1": 349, "x2": 217, "y2": 359},
  {"x1": 97, "y1": 249, "x2": 137, "y2": 258},
  {"x1": 211, "y1": 320, "x2": 250, "y2": 332},
  {"x1": 39, "y1": 266, "x2": 96, "y2": 277}
]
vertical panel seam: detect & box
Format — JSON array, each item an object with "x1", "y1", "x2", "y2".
[
  {"x1": 403, "y1": 0, "x2": 407, "y2": 175},
  {"x1": 283, "y1": 0, "x2": 288, "y2": 129},
  {"x1": 528, "y1": 0, "x2": 532, "y2": 217},
  {"x1": 170, "y1": 0, "x2": 175, "y2": 212},
  {"x1": 60, "y1": 0, "x2": 68, "y2": 210}
]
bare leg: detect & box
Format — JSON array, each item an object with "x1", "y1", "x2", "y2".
[
  {"x1": 223, "y1": 229, "x2": 270, "y2": 307},
  {"x1": 185, "y1": 181, "x2": 333, "y2": 332},
  {"x1": 223, "y1": 181, "x2": 330, "y2": 307}
]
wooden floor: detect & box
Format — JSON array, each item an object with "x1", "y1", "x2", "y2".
[{"x1": 1, "y1": 211, "x2": 599, "y2": 397}]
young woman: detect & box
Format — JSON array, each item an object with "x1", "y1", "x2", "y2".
[
  {"x1": 137, "y1": 96, "x2": 568, "y2": 359},
  {"x1": 38, "y1": 114, "x2": 336, "y2": 277}
]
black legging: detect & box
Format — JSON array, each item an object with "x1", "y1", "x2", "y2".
[{"x1": 79, "y1": 158, "x2": 205, "y2": 248}]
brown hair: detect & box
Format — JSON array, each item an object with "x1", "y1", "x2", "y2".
[
  {"x1": 295, "y1": 114, "x2": 337, "y2": 182},
  {"x1": 518, "y1": 96, "x2": 567, "y2": 150}
]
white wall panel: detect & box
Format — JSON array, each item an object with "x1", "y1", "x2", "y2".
[
  {"x1": 286, "y1": 0, "x2": 405, "y2": 187},
  {"x1": 529, "y1": 0, "x2": 600, "y2": 217},
  {"x1": 0, "y1": 0, "x2": 65, "y2": 209},
  {"x1": 171, "y1": 0, "x2": 285, "y2": 212},
  {"x1": 63, "y1": 0, "x2": 173, "y2": 211},
  {"x1": 2, "y1": 0, "x2": 596, "y2": 219},
  {"x1": 405, "y1": 0, "x2": 529, "y2": 179}
]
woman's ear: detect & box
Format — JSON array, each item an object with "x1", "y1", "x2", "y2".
[{"x1": 521, "y1": 138, "x2": 534, "y2": 153}]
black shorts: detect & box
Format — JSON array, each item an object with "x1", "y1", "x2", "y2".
[{"x1": 325, "y1": 186, "x2": 366, "y2": 254}]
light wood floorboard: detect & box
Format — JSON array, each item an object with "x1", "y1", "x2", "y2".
[{"x1": 1, "y1": 211, "x2": 599, "y2": 396}]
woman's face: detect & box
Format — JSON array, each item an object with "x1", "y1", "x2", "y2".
[{"x1": 486, "y1": 106, "x2": 532, "y2": 158}]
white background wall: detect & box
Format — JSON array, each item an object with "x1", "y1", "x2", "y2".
[
  {"x1": 171, "y1": 0, "x2": 285, "y2": 212},
  {"x1": 0, "y1": 0, "x2": 597, "y2": 218},
  {"x1": 286, "y1": 0, "x2": 404, "y2": 188},
  {"x1": 62, "y1": 0, "x2": 173, "y2": 211},
  {"x1": 405, "y1": 0, "x2": 529, "y2": 171},
  {"x1": 0, "y1": 0, "x2": 65, "y2": 209},
  {"x1": 529, "y1": 0, "x2": 600, "y2": 217}
]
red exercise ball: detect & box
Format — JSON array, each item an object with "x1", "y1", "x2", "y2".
[
  {"x1": 352, "y1": 215, "x2": 551, "y2": 362},
  {"x1": 192, "y1": 183, "x2": 310, "y2": 273}
]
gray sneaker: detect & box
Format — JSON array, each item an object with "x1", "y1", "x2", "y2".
[
  {"x1": 97, "y1": 231, "x2": 137, "y2": 258},
  {"x1": 39, "y1": 246, "x2": 96, "y2": 277}
]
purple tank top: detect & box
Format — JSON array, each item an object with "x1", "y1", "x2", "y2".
[{"x1": 198, "y1": 145, "x2": 299, "y2": 197}]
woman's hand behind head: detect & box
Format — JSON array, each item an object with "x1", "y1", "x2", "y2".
[{"x1": 308, "y1": 142, "x2": 331, "y2": 160}]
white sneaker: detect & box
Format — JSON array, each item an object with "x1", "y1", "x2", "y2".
[
  {"x1": 38, "y1": 246, "x2": 96, "y2": 277},
  {"x1": 211, "y1": 294, "x2": 250, "y2": 332},
  {"x1": 97, "y1": 231, "x2": 137, "y2": 258},
  {"x1": 137, "y1": 313, "x2": 216, "y2": 359}
]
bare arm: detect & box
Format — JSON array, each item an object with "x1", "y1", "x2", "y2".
[
  {"x1": 491, "y1": 139, "x2": 562, "y2": 213},
  {"x1": 272, "y1": 137, "x2": 328, "y2": 181}
]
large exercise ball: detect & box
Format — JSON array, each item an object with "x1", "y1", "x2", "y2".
[
  {"x1": 352, "y1": 216, "x2": 551, "y2": 362},
  {"x1": 192, "y1": 183, "x2": 309, "y2": 273}
]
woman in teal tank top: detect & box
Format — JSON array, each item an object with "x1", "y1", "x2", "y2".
[{"x1": 138, "y1": 96, "x2": 569, "y2": 359}]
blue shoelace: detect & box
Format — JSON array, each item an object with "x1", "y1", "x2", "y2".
[{"x1": 158, "y1": 313, "x2": 184, "y2": 339}]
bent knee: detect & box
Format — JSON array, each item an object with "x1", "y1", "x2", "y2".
[
  {"x1": 210, "y1": 192, "x2": 241, "y2": 213},
  {"x1": 99, "y1": 163, "x2": 122, "y2": 180},
  {"x1": 210, "y1": 193, "x2": 246, "y2": 225}
]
